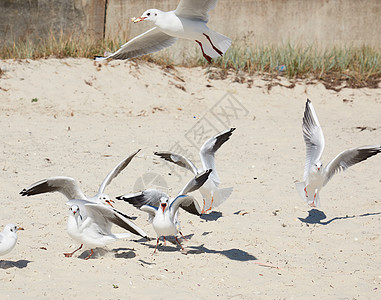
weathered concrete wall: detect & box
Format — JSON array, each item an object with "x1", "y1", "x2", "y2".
[
  {"x1": 104, "y1": 0, "x2": 381, "y2": 46},
  {"x1": 1, "y1": 0, "x2": 380, "y2": 52},
  {"x1": 0, "y1": 0, "x2": 105, "y2": 43}
]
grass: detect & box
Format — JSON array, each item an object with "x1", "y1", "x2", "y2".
[{"x1": 1, "y1": 32, "x2": 380, "y2": 89}]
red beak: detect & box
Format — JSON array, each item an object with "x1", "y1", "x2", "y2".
[
  {"x1": 132, "y1": 17, "x2": 146, "y2": 23},
  {"x1": 105, "y1": 200, "x2": 114, "y2": 207},
  {"x1": 161, "y1": 203, "x2": 167, "y2": 213}
]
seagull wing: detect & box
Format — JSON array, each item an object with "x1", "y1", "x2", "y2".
[
  {"x1": 178, "y1": 169, "x2": 212, "y2": 195},
  {"x1": 116, "y1": 189, "x2": 167, "y2": 209},
  {"x1": 20, "y1": 176, "x2": 87, "y2": 200},
  {"x1": 95, "y1": 27, "x2": 177, "y2": 61},
  {"x1": 170, "y1": 195, "x2": 202, "y2": 216},
  {"x1": 84, "y1": 203, "x2": 148, "y2": 238},
  {"x1": 302, "y1": 99, "x2": 325, "y2": 180},
  {"x1": 140, "y1": 205, "x2": 158, "y2": 223},
  {"x1": 323, "y1": 145, "x2": 381, "y2": 186},
  {"x1": 199, "y1": 128, "x2": 235, "y2": 185},
  {"x1": 175, "y1": 0, "x2": 218, "y2": 22},
  {"x1": 97, "y1": 149, "x2": 141, "y2": 195},
  {"x1": 154, "y1": 151, "x2": 198, "y2": 175}
]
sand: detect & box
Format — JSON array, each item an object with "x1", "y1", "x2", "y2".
[{"x1": 0, "y1": 58, "x2": 380, "y2": 299}]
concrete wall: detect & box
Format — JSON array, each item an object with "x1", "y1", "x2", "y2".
[
  {"x1": 1, "y1": 0, "x2": 380, "y2": 51},
  {"x1": 0, "y1": 0, "x2": 105, "y2": 42}
]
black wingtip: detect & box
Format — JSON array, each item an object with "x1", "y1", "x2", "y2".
[
  {"x1": 115, "y1": 195, "x2": 124, "y2": 200},
  {"x1": 19, "y1": 189, "x2": 27, "y2": 196}
]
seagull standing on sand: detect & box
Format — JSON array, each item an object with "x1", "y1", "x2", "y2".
[
  {"x1": 66, "y1": 202, "x2": 148, "y2": 260},
  {"x1": 116, "y1": 169, "x2": 212, "y2": 253},
  {"x1": 155, "y1": 128, "x2": 235, "y2": 213},
  {"x1": 20, "y1": 150, "x2": 141, "y2": 212},
  {"x1": 295, "y1": 99, "x2": 381, "y2": 207},
  {"x1": 95, "y1": 0, "x2": 231, "y2": 63},
  {"x1": 0, "y1": 224, "x2": 24, "y2": 257}
]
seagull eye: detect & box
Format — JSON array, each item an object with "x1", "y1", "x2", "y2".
[
  {"x1": 155, "y1": 13, "x2": 157, "y2": 16},
  {"x1": 147, "y1": 12, "x2": 150, "y2": 16}
]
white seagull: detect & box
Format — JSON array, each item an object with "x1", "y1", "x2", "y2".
[
  {"x1": 0, "y1": 224, "x2": 24, "y2": 257},
  {"x1": 295, "y1": 99, "x2": 381, "y2": 207},
  {"x1": 155, "y1": 128, "x2": 235, "y2": 213},
  {"x1": 65, "y1": 201, "x2": 148, "y2": 259},
  {"x1": 95, "y1": 0, "x2": 231, "y2": 63},
  {"x1": 20, "y1": 149, "x2": 141, "y2": 212},
  {"x1": 116, "y1": 169, "x2": 211, "y2": 253}
]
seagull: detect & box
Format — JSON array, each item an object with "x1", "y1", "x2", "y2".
[
  {"x1": 95, "y1": 0, "x2": 231, "y2": 63},
  {"x1": 20, "y1": 149, "x2": 141, "y2": 213},
  {"x1": 295, "y1": 99, "x2": 381, "y2": 207},
  {"x1": 155, "y1": 128, "x2": 235, "y2": 213},
  {"x1": 0, "y1": 224, "x2": 24, "y2": 257},
  {"x1": 116, "y1": 169, "x2": 211, "y2": 253},
  {"x1": 65, "y1": 201, "x2": 148, "y2": 259}
]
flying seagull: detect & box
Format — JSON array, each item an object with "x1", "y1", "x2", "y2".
[
  {"x1": 155, "y1": 128, "x2": 235, "y2": 213},
  {"x1": 295, "y1": 99, "x2": 381, "y2": 207},
  {"x1": 95, "y1": 0, "x2": 231, "y2": 63}
]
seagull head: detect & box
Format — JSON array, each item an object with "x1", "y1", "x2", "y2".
[
  {"x1": 4, "y1": 224, "x2": 23, "y2": 236},
  {"x1": 314, "y1": 161, "x2": 323, "y2": 172},
  {"x1": 133, "y1": 9, "x2": 160, "y2": 23},
  {"x1": 160, "y1": 196, "x2": 169, "y2": 213},
  {"x1": 69, "y1": 205, "x2": 80, "y2": 216},
  {"x1": 98, "y1": 194, "x2": 115, "y2": 207}
]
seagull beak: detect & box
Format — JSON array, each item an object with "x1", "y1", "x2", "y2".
[
  {"x1": 106, "y1": 200, "x2": 114, "y2": 207},
  {"x1": 18, "y1": 227, "x2": 24, "y2": 231},
  {"x1": 161, "y1": 203, "x2": 167, "y2": 213},
  {"x1": 133, "y1": 16, "x2": 146, "y2": 23}
]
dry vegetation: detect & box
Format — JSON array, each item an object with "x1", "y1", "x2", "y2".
[{"x1": 1, "y1": 32, "x2": 380, "y2": 89}]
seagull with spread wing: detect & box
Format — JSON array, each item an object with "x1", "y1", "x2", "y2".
[
  {"x1": 20, "y1": 150, "x2": 141, "y2": 212},
  {"x1": 116, "y1": 169, "x2": 211, "y2": 253},
  {"x1": 155, "y1": 128, "x2": 235, "y2": 213},
  {"x1": 95, "y1": 0, "x2": 231, "y2": 63},
  {"x1": 295, "y1": 99, "x2": 381, "y2": 207}
]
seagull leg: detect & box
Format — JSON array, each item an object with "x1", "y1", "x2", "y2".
[
  {"x1": 203, "y1": 33, "x2": 223, "y2": 56},
  {"x1": 84, "y1": 249, "x2": 94, "y2": 260},
  {"x1": 179, "y1": 231, "x2": 188, "y2": 241},
  {"x1": 64, "y1": 244, "x2": 83, "y2": 257},
  {"x1": 153, "y1": 238, "x2": 160, "y2": 254},
  {"x1": 163, "y1": 236, "x2": 167, "y2": 246},
  {"x1": 201, "y1": 199, "x2": 207, "y2": 214},
  {"x1": 202, "y1": 197, "x2": 214, "y2": 214},
  {"x1": 304, "y1": 187, "x2": 308, "y2": 198},
  {"x1": 195, "y1": 40, "x2": 212, "y2": 63},
  {"x1": 175, "y1": 237, "x2": 184, "y2": 251}
]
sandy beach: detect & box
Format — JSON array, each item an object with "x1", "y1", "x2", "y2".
[{"x1": 0, "y1": 58, "x2": 380, "y2": 299}]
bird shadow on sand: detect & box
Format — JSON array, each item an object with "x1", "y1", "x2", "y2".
[
  {"x1": 76, "y1": 247, "x2": 137, "y2": 260},
  {"x1": 200, "y1": 211, "x2": 223, "y2": 221},
  {"x1": 186, "y1": 244, "x2": 258, "y2": 262},
  {"x1": 298, "y1": 209, "x2": 381, "y2": 225},
  {"x1": 0, "y1": 259, "x2": 32, "y2": 269}
]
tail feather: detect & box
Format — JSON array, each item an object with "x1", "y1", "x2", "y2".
[
  {"x1": 211, "y1": 187, "x2": 233, "y2": 208},
  {"x1": 295, "y1": 181, "x2": 307, "y2": 203},
  {"x1": 203, "y1": 30, "x2": 232, "y2": 58}
]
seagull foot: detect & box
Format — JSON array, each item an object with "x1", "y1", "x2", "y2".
[{"x1": 84, "y1": 249, "x2": 94, "y2": 260}]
